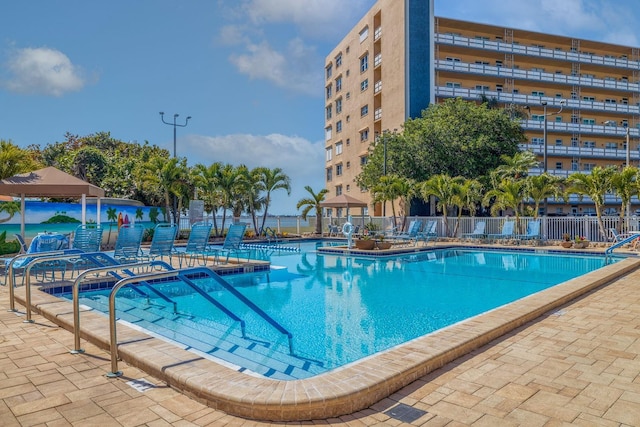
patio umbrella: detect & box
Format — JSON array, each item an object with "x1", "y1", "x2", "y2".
[
  {"x1": 320, "y1": 194, "x2": 369, "y2": 229},
  {"x1": 0, "y1": 167, "x2": 105, "y2": 238}
]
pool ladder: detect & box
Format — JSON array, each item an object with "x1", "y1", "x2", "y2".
[{"x1": 604, "y1": 234, "x2": 638, "y2": 264}]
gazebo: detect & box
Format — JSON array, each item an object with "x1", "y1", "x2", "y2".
[
  {"x1": 0, "y1": 167, "x2": 105, "y2": 237},
  {"x1": 320, "y1": 194, "x2": 369, "y2": 230}
]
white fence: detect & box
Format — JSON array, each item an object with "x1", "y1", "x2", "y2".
[{"x1": 178, "y1": 215, "x2": 635, "y2": 243}]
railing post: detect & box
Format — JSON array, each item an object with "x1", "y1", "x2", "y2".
[{"x1": 297, "y1": 216, "x2": 300, "y2": 235}]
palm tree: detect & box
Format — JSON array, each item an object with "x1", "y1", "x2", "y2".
[
  {"x1": 524, "y1": 173, "x2": 565, "y2": 219},
  {"x1": 135, "y1": 208, "x2": 144, "y2": 222},
  {"x1": 0, "y1": 201, "x2": 20, "y2": 224},
  {"x1": 611, "y1": 166, "x2": 638, "y2": 224},
  {"x1": 493, "y1": 151, "x2": 539, "y2": 181},
  {"x1": 192, "y1": 162, "x2": 224, "y2": 235},
  {"x1": 420, "y1": 174, "x2": 463, "y2": 237},
  {"x1": 482, "y1": 179, "x2": 526, "y2": 230},
  {"x1": 0, "y1": 140, "x2": 39, "y2": 179},
  {"x1": 253, "y1": 167, "x2": 291, "y2": 235},
  {"x1": 141, "y1": 156, "x2": 188, "y2": 224},
  {"x1": 369, "y1": 175, "x2": 410, "y2": 228},
  {"x1": 451, "y1": 178, "x2": 483, "y2": 236},
  {"x1": 567, "y1": 166, "x2": 617, "y2": 239},
  {"x1": 296, "y1": 186, "x2": 328, "y2": 235}
]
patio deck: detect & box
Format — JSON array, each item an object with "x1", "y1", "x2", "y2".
[{"x1": 1, "y1": 244, "x2": 640, "y2": 425}]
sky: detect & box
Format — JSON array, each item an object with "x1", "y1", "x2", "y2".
[{"x1": 2, "y1": 0, "x2": 640, "y2": 214}]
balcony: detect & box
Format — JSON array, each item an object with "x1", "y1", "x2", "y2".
[
  {"x1": 436, "y1": 60, "x2": 639, "y2": 93},
  {"x1": 434, "y1": 86, "x2": 640, "y2": 116},
  {"x1": 520, "y1": 143, "x2": 638, "y2": 161},
  {"x1": 435, "y1": 33, "x2": 640, "y2": 70}
]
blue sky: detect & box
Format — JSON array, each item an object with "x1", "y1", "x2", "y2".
[{"x1": 2, "y1": 0, "x2": 640, "y2": 214}]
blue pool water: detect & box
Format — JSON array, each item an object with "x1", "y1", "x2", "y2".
[{"x1": 65, "y1": 242, "x2": 613, "y2": 378}]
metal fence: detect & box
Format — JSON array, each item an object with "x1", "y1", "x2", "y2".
[{"x1": 178, "y1": 214, "x2": 636, "y2": 243}]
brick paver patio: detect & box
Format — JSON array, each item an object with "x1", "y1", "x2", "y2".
[{"x1": 1, "y1": 261, "x2": 640, "y2": 425}]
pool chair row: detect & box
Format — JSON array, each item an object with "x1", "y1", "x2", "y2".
[
  {"x1": 386, "y1": 219, "x2": 438, "y2": 246},
  {"x1": 462, "y1": 220, "x2": 541, "y2": 244}
]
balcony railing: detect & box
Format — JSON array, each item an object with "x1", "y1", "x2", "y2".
[
  {"x1": 434, "y1": 86, "x2": 640, "y2": 116},
  {"x1": 435, "y1": 33, "x2": 640, "y2": 70},
  {"x1": 520, "y1": 143, "x2": 638, "y2": 161},
  {"x1": 436, "y1": 60, "x2": 639, "y2": 93}
]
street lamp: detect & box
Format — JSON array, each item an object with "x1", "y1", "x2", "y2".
[
  {"x1": 159, "y1": 112, "x2": 192, "y2": 158},
  {"x1": 540, "y1": 100, "x2": 565, "y2": 215}
]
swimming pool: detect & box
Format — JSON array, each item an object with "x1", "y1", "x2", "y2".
[{"x1": 62, "y1": 241, "x2": 615, "y2": 379}]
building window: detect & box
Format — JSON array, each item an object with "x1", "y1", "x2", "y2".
[
  {"x1": 359, "y1": 26, "x2": 369, "y2": 43},
  {"x1": 326, "y1": 84, "x2": 332, "y2": 100},
  {"x1": 336, "y1": 120, "x2": 342, "y2": 133},
  {"x1": 446, "y1": 82, "x2": 461, "y2": 88},
  {"x1": 325, "y1": 105, "x2": 332, "y2": 120},
  {"x1": 475, "y1": 85, "x2": 489, "y2": 91},
  {"x1": 582, "y1": 118, "x2": 595, "y2": 125},
  {"x1": 360, "y1": 128, "x2": 369, "y2": 142},
  {"x1": 336, "y1": 76, "x2": 342, "y2": 92},
  {"x1": 335, "y1": 141, "x2": 343, "y2": 155},
  {"x1": 325, "y1": 126, "x2": 332, "y2": 141},
  {"x1": 582, "y1": 96, "x2": 595, "y2": 101},
  {"x1": 346, "y1": 138, "x2": 350, "y2": 146},
  {"x1": 555, "y1": 162, "x2": 563, "y2": 170},
  {"x1": 346, "y1": 161, "x2": 351, "y2": 168},
  {"x1": 326, "y1": 64, "x2": 332, "y2": 80},
  {"x1": 360, "y1": 54, "x2": 369, "y2": 72},
  {"x1": 606, "y1": 142, "x2": 618, "y2": 149},
  {"x1": 336, "y1": 185, "x2": 343, "y2": 196},
  {"x1": 335, "y1": 98, "x2": 342, "y2": 114},
  {"x1": 325, "y1": 147, "x2": 332, "y2": 161},
  {"x1": 326, "y1": 167, "x2": 333, "y2": 181},
  {"x1": 531, "y1": 115, "x2": 544, "y2": 121},
  {"x1": 571, "y1": 137, "x2": 578, "y2": 146},
  {"x1": 555, "y1": 116, "x2": 562, "y2": 122},
  {"x1": 361, "y1": 105, "x2": 369, "y2": 117},
  {"x1": 335, "y1": 53, "x2": 342, "y2": 68},
  {"x1": 583, "y1": 141, "x2": 596, "y2": 148},
  {"x1": 555, "y1": 139, "x2": 563, "y2": 146},
  {"x1": 336, "y1": 163, "x2": 343, "y2": 176},
  {"x1": 532, "y1": 91, "x2": 545, "y2": 97},
  {"x1": 583, "y1": 163, "x2": 596, "y2": 171},
  {"x1": 346, "y1": 184, "x2": 350, "y2": 192},
  {"x1": 531, "y1": 137, "x2": 544, "y2": 145},
  {"x1": 360, "y1": 156, "x2": 368, "y2": 166},
  {"x1": 361, "y1": 79, "x2": 369, "y2": 91}
]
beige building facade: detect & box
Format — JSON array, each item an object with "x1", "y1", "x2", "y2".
[{"x1": 324, "y1": 0, "x2": 640, "y2": 217}]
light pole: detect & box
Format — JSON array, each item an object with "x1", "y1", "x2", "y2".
[
  {"x1": 159, "y1": 112, "x2": 191, "y2": 158},
  {"x1": 540, "y1": 100, "x2": 565, "y2": 215},
  {"x1": 159, "y1": 112, "x2": 191, "y2": 225}
]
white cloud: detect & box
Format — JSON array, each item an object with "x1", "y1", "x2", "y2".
[
  {"x1": 180, "y1": 133, "x2": 325, "y2": 214},
  {"x1": 3, "y1": 47, "x2": 86, "y2": 96},
  {"x1": 229, "y1": 38, "x2": 320, "y2": 96}
]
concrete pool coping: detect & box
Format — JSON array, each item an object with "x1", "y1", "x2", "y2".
[{"x1": 13, "y1": 253, "x2": 640, "y2": 421}]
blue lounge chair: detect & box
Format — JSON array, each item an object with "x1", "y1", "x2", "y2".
[
  {"x1": 609, "y1": 228, "x2": 632, "y2": 243},
  {"x1": 14, "y1": 233, "x2": 28, "y2": 254},
  {"x1": 140, "y1": 224, "x2": 178, "y2": 265},
  {"x1": 462, "y1": 221, "x2": 486, "y2": 241},
  {"x1": 391, "y1": 220, "x2": 422, "y2": 246},
  {"x1": 417, "y1": 220, "x2": 438, "y2": 244},
  {"x1": 31, "y1": 234, "x2": 67, "y2": 281},
  {"x1": 516, "y1": 220, "x2": 541, "y2": 244},
  {"x1": 486, "y1": 220, "x2": 515, "y2": 243},
  {"x1": 69, "y1": 224, "x2": 105, "y2": 276},
  {"x1": 206, "y1": 223, "x2": 250, "y2": 264},
  {"x1": 113, "y1": 224, "x2": 145, "y2": 263},
  {"x1": 178, "y1": 222, "x2": 212, "y2": 267}
]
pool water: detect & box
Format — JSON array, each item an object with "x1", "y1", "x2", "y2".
[{"x1": 77, "y1": 243, "x2": 609, "y2": 372}]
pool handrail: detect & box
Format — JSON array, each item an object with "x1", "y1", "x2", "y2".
[
  {"x1": 6, "y1": 249, "x2": 83, "y2": 312},
  {"x1": 71, "y1": 259, "x2": 174, "y2": 353},
  {"x1": 106, "y1": 267, "x2": 294, "y2": 377},
  {"x1": 605, "y1": 233, "x2": 639, "y2": 263}
]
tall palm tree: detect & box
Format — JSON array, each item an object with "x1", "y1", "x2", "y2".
[
  {"x1": 451, "y1": 178, "x2": 483, "y2": 236},
  {"x1": 420, "y1": 174, "x2": 464, "y2": 237},
  {"x1": 611, "y1": 166, "x2": 638, "y2": 223},
  {"x1": 482, "y1": 179, "x2": 526, "y2": 230},
  {"x1": 142, "y1": 156, "x2": 188, "y2": 224},
  {"x1": 524, "y1": 173, "x2": 565, "y2": 219},
  {"x1": 0, "y1": 140, "x2": 39, "y2": 179},
  {"x1": 369, "y1": 175, "x2": 409, "y2": 228},
  {"x1": 296, "y1": 186, "x2": 328, "y2": 235},
  {"x1": 192, "y1": 162, "x2": 224, "y2": 235},
  {"x1": 253, "y1": 167, "x2": 291, "y2": 235},
  {"x1": 566, "y1": 166, "x2": 616, "y2": 240},
  {"x1": 493, "y1": 151, "x2": 539, "y2": 181}
]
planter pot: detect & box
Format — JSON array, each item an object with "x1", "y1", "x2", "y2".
[
  {"x1": 560, "y1": 241, "x2": 573, "y2": 248},
  {"x1": 573, "y1": 241, "x2": 589, "y2": 249},
  {"x1": 354, "y1": 239, "x2": 375, "y2": 250},
  {"x1": 376, "y1": 241, "x2": 393, "y2": 250}
]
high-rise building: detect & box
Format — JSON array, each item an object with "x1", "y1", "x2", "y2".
[{"x1": 324, "y1": 0, "x2": 640, "y2": 217}]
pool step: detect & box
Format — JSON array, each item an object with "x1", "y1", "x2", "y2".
[{"x1": 78, "y1": 294, "x2": 325, "y2": 379}]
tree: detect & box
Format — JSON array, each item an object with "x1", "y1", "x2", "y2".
[
  {"x1": 420, "y1": 174, "x2": 464, "y2": 237},
  {"x1": 482, "y1": 179, "x2": 527, "y2": 230},
  {"x1": 141, "y1": 156, "x2": 188, "y2": 224},
  {"x1": 192, "y1": 162, "x2": 224, "y2": 236},
  {"x1": 296, "y1": 186, "x2": 328, "y2": 235},
  {"x1": 524, "y1": 173, "x2": 565, "y2": 219},
  {"x1": 493, "y1": 151, "x2": 539, "y2": 181},
  {"x1": 610, "y1": 166, "x2": 638, "y2": 223},
  {"x1": 253, "y1": 167, "x2": 291, "y2": 235},
  {"x1": 567, "y1": 166, "x2": 617, "y2": 239},
  {"x1": 0, "y1": 140, "x2": 39, "y2": 179},
  {"x1": 358, "y1": 98, "x2": 526, "y2": 189},
  {"x1": 451, "y1": 178, "x2": 483, "y2": 236}
]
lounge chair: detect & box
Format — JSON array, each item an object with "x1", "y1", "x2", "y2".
[
  {"x1": 206, "y1": 223, "x2": 250, "y2": 264},
  {"x1": 462, "y1": 221, "x2": 486, "y2": 241},
  {"x1": 31, "y1": 235, "x2": 67, "y2": 281},
  {"x1": 391, "y1": 220, "x2": 422, "y2": 246},
  {"x1": 486, "y1": 220, "x2": 515, "y2": 243},
  {"x1": 14, "y1": 234, "x2": 27, "y2": 253},
  {"x1": 516, "y1": 220, "x2": 541, "y2": 244},
  {"x1": 178, "y1": 222, "x2": 212, "y2": 267},
  {"x1": 609, "y1": 228, "x2": 633, "y2": 243},
  {"x1": 417, "y1": 220, "x2": 438, "y2": 245},
  {"x1": 140, "y1": 224, "x2": 178, "y2": 265},
  {"x1": 113, "y1": 224, "x2": 145, "y2": 264},
  {"x1": 69, "y1": 224, "x2": 105, "y2": 277}
]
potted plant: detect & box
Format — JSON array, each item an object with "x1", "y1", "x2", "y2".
[
  {"x1": 355, "y1": 234, "x2": 376, "y2": 250},
  {"x1": 560, "y1": 233, "x2": 573, "y2": 248},
  {"x1": 376, "y1": 235, "x2": 392, "y2": 250},
  {"x1": 574, "y1": 235, "x2": 589, "y2": 249}
]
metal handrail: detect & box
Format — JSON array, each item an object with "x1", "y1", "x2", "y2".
[
  {"x1": 6, "y1": 249, "x2": 83, "y2": 312},
  {"x1": 107, "y1": 267, "x2": 294, "y2": 377},
  {"x1": 71, "y1": 260, "x2": 173, "y2": 354},
  {"x1": 605, "y1": 233, "x2": 639, "y2": 263}
]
